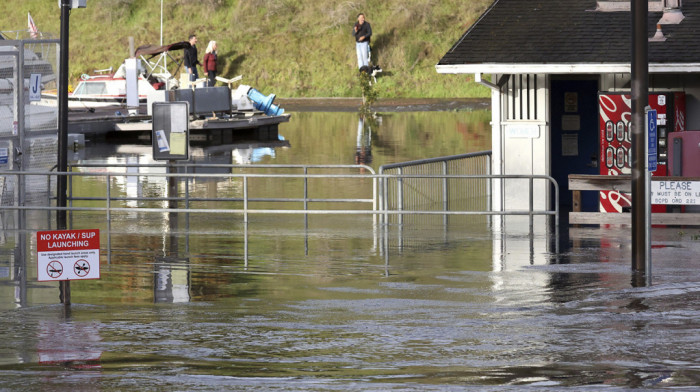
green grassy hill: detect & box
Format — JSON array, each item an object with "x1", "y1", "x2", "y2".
[{"x1": 7, "y1": 0, "x2": 491, "y2": 98}]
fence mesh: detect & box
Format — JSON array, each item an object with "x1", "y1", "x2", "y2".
[
  {"x1": 0, "y1": 47, "x2": 18, "y2": 137},
  {"x1": 23, "y1": 41, "x2": 59, "y2": 132}
]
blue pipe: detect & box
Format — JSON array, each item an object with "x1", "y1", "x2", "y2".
[{"x1": 247, "y1": 88, "x2": 284, "y2": 116}]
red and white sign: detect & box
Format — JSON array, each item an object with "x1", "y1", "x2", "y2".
[
  {"x1": 37, "y1": 229, "x2": 100, "y2": 281},
  {"x1": 598, "y1": 92, "x2": 686, "y2": 213}
]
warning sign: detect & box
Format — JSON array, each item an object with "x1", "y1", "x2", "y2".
[
  {"x1": 37, "y1": 229, "x2": 100, "y2": 281},
  {"x1": 47, "y1": 261, "x2": 64, "y2": 278}
]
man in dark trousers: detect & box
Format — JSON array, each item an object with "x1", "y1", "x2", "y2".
[
  {"x1": 184, "y1": 34, "x2": 200, "y2": 82},
  {"x1": 352, "y1": 13, "x2": 372, "y2": 70}
]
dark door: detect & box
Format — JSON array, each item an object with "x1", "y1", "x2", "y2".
[{"x1": 550, "y1": 79, "x2": 600, "y2": 211}]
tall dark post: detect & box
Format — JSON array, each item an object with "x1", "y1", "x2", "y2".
[
  {"x1": 58, "y1": 0, "x2": 71, "y2": 304},
  {"x1": 631, "y1": 0, "x2": 648, "y2": 274}
]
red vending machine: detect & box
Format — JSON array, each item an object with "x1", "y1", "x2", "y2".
[{"x1": 598, "y1": 92, "x2": 686, "y2": 212}]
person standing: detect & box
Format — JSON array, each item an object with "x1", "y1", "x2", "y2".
[
  {"x1": 203, "y1": 41, "x2": 218, "y2": 87},
  {"x1": 352, "y1": 13, "x2": 372, "y2": 70},
  {"x1": 184, "y1": 34, "x2": 200, "y2": 82}
]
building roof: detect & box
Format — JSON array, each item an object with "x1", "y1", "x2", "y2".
[{"x1": 436, "y1": 0, "x2": 700, "y2": 74}]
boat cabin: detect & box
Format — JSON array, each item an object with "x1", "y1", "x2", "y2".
[{"x1": 71, "y1": 62, "x2": 156, "y2": 105}]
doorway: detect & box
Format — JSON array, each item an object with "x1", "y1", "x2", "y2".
[{"x1": 550, "y1": 79, "x2": 600, "y2": 211}]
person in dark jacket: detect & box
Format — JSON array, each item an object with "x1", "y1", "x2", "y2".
[
  {"x1": 352, "y1": 13, "x2": 372, "y2": 69},
  {"x1": 203, "y1": 41, "x2": 218, "y2": 87},
  {"x1": 184, "y1": 34, "x2": 200, "y2": 82}
]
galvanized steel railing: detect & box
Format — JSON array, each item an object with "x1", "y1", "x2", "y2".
[
  {"x1": 0, "y1": 159, "x2": 560, "y2": 265},
  {"x1": 0, "y1": 158, "x2": 559, "y2": 228},
  {"x1": 64, "y1": 163, "x2": 377, "y2": 223},
  {"x1": 379, "y1": 151, "x2": 493, "y2": 226}
]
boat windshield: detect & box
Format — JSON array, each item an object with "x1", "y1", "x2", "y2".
[{"x1": 74, "y1": 82, "x2": 106, "y2": 96}]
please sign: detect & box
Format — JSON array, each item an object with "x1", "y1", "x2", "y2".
[{"x1": 651, "y1": 180, "x2": 700, "y2": 205}]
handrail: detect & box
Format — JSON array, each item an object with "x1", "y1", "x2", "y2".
[
  {"x1": 0, "y1": 170, "x2": 554, "y2": 217},
  {"x1": 0, "y1": 163, "x2": 560, "y2": 264},
  {"x1": 379, "y1": 151, "x2": 491, "y2": 171},
  {"x1": 70, "y1": 163, "x2": 376, "y2": 173}
]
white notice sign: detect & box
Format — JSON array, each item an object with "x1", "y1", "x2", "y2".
[
  {"x1": 505, "y1": 124, "x2": 540, "y2": 138},
  {"x1": 651, "y1": 180, "x2": 700, "y2": 205},
  {"x1": 30, "y1": 74, "x2": 42, "y2": 101}
]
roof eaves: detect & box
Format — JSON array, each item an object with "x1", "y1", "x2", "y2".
[{"x1": 435, "y1": 62, "x2": 700, "y2": 75}]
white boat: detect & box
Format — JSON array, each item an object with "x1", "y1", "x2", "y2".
[
  {"x1": 74, "y1": 64, "x2": 154, "y2": 108},
  {"x1": 43, "y1": 41, "x2": 191, "y2": 109},
  {"x1": 41, "y1": 63, "x2": 157, "y2": 109}
]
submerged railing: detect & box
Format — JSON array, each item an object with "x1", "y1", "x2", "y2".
[
  {"x1": 0, "y1": 158, "x2": 560, "y2": 264},
  {"x1": 379, "y1": 151, "x2": 493, "y2": 227},
  {"x1": 0, "y1": 158, "x2": 558, "y2": 226}
]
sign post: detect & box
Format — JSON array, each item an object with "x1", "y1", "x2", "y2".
[
  {"x1": 57, "y1": 0, "x2": 87, "y2": 306},
  {"x1": 644, "y1": 107, "x2": 657, "y2": 285},
  {"x1": 647, "y1": 108, "x2": 657, "y2": 172},
  {"x1": 37, "y1": 229, "x2": 100, "y2": 283}
]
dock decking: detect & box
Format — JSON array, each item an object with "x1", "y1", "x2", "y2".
[{"x1": 67, "y1": 104, "x2": 290, "y2": 140}]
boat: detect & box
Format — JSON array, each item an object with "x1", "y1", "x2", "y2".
[
  {"x1": 43, "y1": 41, "x2": 192, "y2": 109},
  {"x1": 61, "y1": 64, "x2": 157, "y2": 108}
]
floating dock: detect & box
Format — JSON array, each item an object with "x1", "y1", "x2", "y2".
[{"x1": 67, "y1": 104, "x2": 290, "y2": 142}]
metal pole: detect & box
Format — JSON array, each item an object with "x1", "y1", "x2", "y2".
[
  {"x1": 529, "y1": 177, "x2": 534, "y2": 234},
  {"x1": 160, "y1": 0, "x2": 164, "y2": 46},
  {"x1": 304, "y1": 167, "x2": 309, "y2": 256},
  {"x1": 58, "y1": 0, "x2": 71, "y2": 305},
  {"x1": 442, "y1": 161, "x2": 448, "y2": 226},
  {"x1": 644, "y1": 107, "x2": 653, "y2": 285},
  {"x1": 631, "y1": 0, "x2": 648, "y2": 273},
  {"x1": 645, "y1": 154, "x2": 652, "y2": 285}
]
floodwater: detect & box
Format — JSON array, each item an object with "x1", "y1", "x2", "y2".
[{"x1": 1, "y1": 103, "x2": 699, "y2": 390}]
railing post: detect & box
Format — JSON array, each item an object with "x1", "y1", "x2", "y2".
[
  {"x1": 107, "y1": 174, "x2": 111, "y2": 264},
  {"x1": 554, "y1": 177, "x2": 559, "y2": 231},
  {"x1": 68, "y1": 168, "x2": 73, "y2": 228},
  {"x1": 382, "y1": 170, "x2": 388, "y2": 227},
  {"x1": 442, "y1": 161, "x2": 448, "y2": 226},
  {"x1": 185, "y1": 174, "x2": 190, "y2": 253},
  {"x1": 529, "y1": 176, "x2": 534, "y2": 234},
  {"x1": 398, "y1": 167, "x2": 403, "y2": 226},
  {"x1": 303, "y1": 167, "x2": 308, "y2": 211},
  {"x1": 304, "y1": 167, "x2": 309, "y2": 255},
  {"x1": 487, "y1": 155, "x2": 492, "y2": 214},
  {"x1": 372, "y1": 172, "x2": 377, "y2": 226},
  {"x1": 243, "y1": 175, "x2": 248, "y2": 223}
]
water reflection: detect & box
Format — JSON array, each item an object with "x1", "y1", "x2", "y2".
[
  {"x1": 37, "y1": 318, "x2": 102, "y2": 369},
  {"x1": 154, "y1": 213, "x2": 191, "y2": 303},
  {"x1": 355, "y1": 115, "x2": 374, "y2": 165},
  {"x1": 154, "y1": 256, "x2": 191, "y2": 303}
]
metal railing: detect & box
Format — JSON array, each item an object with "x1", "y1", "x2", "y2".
[
  {"x1": 0, "y1": 158, "x2": 559, "y2": 227},
  {"x1": 0, "y1": 158, "x2": 560, "y2": 265},
  {"x1": 379, "y1": 151, "x2": 493, "y2": 226},
  {"x1": 64, "y1": 163, "x2": 377, "y2": 223}
]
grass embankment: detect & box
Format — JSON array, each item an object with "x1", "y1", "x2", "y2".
[{"x1": 7, "y1": 0, "x2": 491, "y2": 98}]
